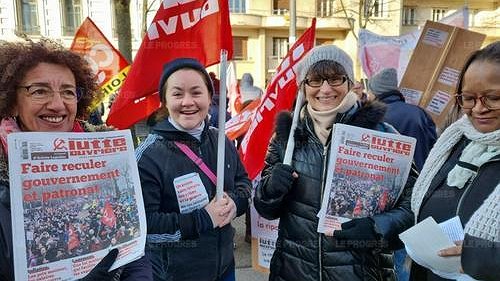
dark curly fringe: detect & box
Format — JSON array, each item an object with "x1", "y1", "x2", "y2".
[{"x1": 0, "y1": 38, "x2": 102, "y2": 120}]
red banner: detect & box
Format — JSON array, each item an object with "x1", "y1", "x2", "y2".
[
  {"x1": 240, "y1": 19, "x2": 316, "y2": 180},
  {"x1": 107, "y1": 0, "x2": 233, "y2": 129},
  {"x1": 70, "y1": 17, "x2": 130, "y2": 100}
]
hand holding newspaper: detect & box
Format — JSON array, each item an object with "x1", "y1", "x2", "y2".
[
  {"x1": 317, "y1": 124, "x2": 416, "y2": 234},
  {"x1": 8, "y1": 131, "x2": 146, "y2": 281}
]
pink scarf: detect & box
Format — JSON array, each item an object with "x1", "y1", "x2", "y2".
[{"x1": 0, "y1": 118, "x2": 84, "y2": 155}]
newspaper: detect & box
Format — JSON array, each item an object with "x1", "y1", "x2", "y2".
[
  {"x1": 7, "y1": 130, "x2": 147, "y2": 281},
  {"x1": 317, "y1": 124, "x2": 416, "y2": 235}
]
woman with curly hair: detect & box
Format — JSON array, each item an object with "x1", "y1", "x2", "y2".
[{"x1": 0, "y1": 39, "x2": 152, "y2": 281}]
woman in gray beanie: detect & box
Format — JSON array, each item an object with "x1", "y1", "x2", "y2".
[
  {"x1": 254, "y1": 45, "x2": 417, "y2": 281},
  {"x1": 135, "y1": 58, "x2": 251, "y2": 281}
]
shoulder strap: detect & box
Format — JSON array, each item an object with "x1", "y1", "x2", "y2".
[{"x1": 174, "y1": 141, "x2": 217, "y2": 185}]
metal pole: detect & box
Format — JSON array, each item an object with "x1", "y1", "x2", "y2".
[
  {"x1": 216, "y1": 50, "x2": 228, "y2": 201},
  {"x1": 289, "y1": 0, "x2": 296, "y2": 45}
]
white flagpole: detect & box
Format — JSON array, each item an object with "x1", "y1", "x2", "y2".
[
  {"x1": 216, "y1": 50, "x2": 228, "y2": 200},
  {"x1": 283, "y1": 89, "x2": 304, "y2": 165}
]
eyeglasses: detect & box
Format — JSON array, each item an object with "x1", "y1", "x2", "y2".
[
  {"x1": 304, "y1": 76, "x2": 348, "y2": 88},
  {"x1": 455, "y1": 91, "x2": 500, "y2": 110},
  {"x1": 18, "y1": 84, "x2": 82, "y2": 104}
]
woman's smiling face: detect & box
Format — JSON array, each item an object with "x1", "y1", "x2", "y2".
[{"x1": 163, "y1": 69, "x2": 211, "y2": 130}]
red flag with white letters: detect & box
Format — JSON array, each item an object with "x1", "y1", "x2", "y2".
[
  {"x1": 101, "y1": 200, "x2": 117, "y2": 228},
  {"x1": 240, "y1": 19, "x2": 316, "y2": 180},
  {"x1": 70, "y1": 17, "x2": 130, "y2": 103},
  {"x1": 107, "y1": 0, "x2": 233, "y2": 129}
]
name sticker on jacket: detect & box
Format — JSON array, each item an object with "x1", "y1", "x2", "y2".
[{"x1": 173, "y1": 172, "x2": 209, "y2": 214}]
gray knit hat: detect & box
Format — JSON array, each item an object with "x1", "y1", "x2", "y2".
[
  {"x1": 368, "y1": 68, "x2": 398, "y2": 95},
  {"x1": 294, "y1": 45, "x2": 354, "y2": 85}
]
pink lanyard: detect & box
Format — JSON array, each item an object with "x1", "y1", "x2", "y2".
[{"x1": 174, "y1": 141, "x2": 217, "y2": 185}]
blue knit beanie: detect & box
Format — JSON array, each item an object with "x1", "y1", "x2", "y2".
[{"x1": 158, "y1": 58, "x2": 214, "y2": 103}]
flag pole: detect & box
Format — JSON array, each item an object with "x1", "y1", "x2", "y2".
[
  {"x1": 283, "y1": 89, "x2": 304, "y2": 165},
  {"x1": 216, "y1": 50, "x2": 228, "y2": 200}
]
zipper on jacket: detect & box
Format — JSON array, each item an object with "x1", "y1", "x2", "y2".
[
  {"x1": 318, "y1": 145, "x2": 329, "y2": 281},
  {"x1": 456, "y1": 158, "x2": 499, "y2": 217}
]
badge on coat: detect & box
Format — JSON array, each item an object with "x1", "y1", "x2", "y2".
[{"x1": 173, "y1": 172, "x2": 209, "y2": 214}]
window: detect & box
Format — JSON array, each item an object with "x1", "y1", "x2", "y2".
[
  {"x1": 229, "y1": 0, "x2": 245, "y2": 13},
  {"x1": 17, "y1": 0, "x2": 40, "y2": 35},
  {"x1": 233, "y1": 37, "x2": 248, "y2": 60},
  {"x1": 316, "y1": 0, "x2": 335, "y2": 17},
  {"x1": 402, "y1": 6, "x2": 415, "y2": 25},
  {"x1": 273, "y1": 0, "x2": 288, "y2": 15},
  {"x1": 364, "y1": 0, "x2": 386, "y2": 18},
  {"x1": 272, "y1": 37, "x2": 288, "y2": 59},
  {"x1": 432, "y1": 8, "x2": 447, "y2": 22},
  {"x1": 61, "y1": 0, "x2": 82, "y2": 36}
]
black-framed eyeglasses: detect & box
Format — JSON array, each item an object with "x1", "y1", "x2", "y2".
[
  {"x1": 455, "y1": 92, "x2": 500, "y2": 110},
  {"x1": 304, "y1": 76, "x2": 348, "y2": 88},
  {"x1": 18, "y1": 84, "x2": 82, "y2": 104}
]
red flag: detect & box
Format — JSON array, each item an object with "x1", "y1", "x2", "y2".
[
  {"x1": 226, "y1": 61, "x2": 241, "y2": 115},
  {"x1": 67, "y1": 224, "x2": 80, "y2": 251},
  {"x1": 70, "y1": 17, "x2": 130, "y2": 101},
  {"x1": 107, "y1": 0, "x2": 233, "y2": 129},
  {"x1": 240, "y1": 19, "x2": 316, "y2": 180},
  {"x1": 101, "y1": 200, "x2": 117, "y2": 228},
  {"x1": 225, "y1": 98, "x2": 260, "y2": 140},
  {"x1": 378, "y1": 189, "x2": 389, "y2": 212},
  {"x1": 353, "y1": 197, "x2": 363, "y2": 217}
]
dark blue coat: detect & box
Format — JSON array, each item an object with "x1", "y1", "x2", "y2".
[
  {"x1": 377, "y1": 91, "x2": 437, "y2": 170},
  {"x1": 136, "y1": 119, "x2": 251, "y2": 281}
]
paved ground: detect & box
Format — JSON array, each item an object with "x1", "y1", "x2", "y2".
[{"x1": 233, "y1": 215, "x2": 269, "y2": 281}]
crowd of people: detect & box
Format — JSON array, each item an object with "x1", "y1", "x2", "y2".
[
  {"x1": 0, "y1": 35, "x2": 498, "y2": 281},
  {"x1": 24, "y1": 196, "x2": 140, "y2": 266}
]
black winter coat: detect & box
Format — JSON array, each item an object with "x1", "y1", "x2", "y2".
[
  {"x1": 136, "y1": 119, "x2": 251, "y2": 281},
  {"x1": 254, "y1": 101, "x2": 417, "y2": 281}
]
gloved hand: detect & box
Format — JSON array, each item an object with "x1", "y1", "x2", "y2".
[
  {"x1": 80, "y1": 248, "x2": 119, "y2": 280},
  {"x1": 265, "y1": 163, "x2": 297, "y2": 198},
  {"x1": 333, "y1": 218, "x2": 381, "y2": 249}
]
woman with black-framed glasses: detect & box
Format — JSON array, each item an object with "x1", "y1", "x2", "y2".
[
  {"x1": 410, "y1": 41, "x2": 500, "y2": 281},
  {"x1": 254, "y1": 44, "x2": 417, "y2": 281},
  {"x1": 0, "y1": 39, "x2": 152, "y2": 281}
]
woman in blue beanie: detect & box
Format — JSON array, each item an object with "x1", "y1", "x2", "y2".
[
  {"x1": 135, "y1": 58, "x2": 251, "y2": 281},
  {"x1": 253, "y1": 45, "x2": 417, "y2": 281}
]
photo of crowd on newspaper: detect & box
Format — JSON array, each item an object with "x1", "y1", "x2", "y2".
[
  {"x1": 22, "y1": 177, "x2": 140, "y2": 267},
  {"x1": 325, "y1": 176, "x2": 397, "y2": 218}
]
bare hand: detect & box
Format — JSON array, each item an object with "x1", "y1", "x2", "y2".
[
  {"x1": 204, "y1": 196, "x2": 228, "y2": 228},
  {"x1": 218, "y1": 193, "x2": 237, "y2": 227},
  {"x1": 438, "y1": 240, "x2": 464, "y2": 273}
]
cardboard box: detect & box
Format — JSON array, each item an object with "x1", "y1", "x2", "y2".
[{"x1": 399, "y1": 21, "x2": 485, "y2": 128}]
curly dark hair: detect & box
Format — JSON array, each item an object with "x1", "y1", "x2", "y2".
[{"x1": 0, "y1": 38, "x2": 102, "y2": 120}]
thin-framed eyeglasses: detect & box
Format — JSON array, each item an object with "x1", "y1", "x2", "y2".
[
  {"x1": 455, "y1": 91, "x2": 500, "y2": 110},
  {"x1": 18, "y1": 84, "x2": 82, "y2": 104},
  {"x1": 304, "y1": 75, "x2": 348, "y2": 88}
]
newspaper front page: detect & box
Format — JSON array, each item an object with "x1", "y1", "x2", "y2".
[
  {"x1": 7, "y1": 130, "x2": 146, "y2": 281},
  {"x1": 317, "y1": 124, "x2": 416, "y2": 235}
]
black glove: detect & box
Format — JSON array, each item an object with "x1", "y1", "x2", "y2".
[
  {"x1": 80, "y1": 248, "x2": 119, "y2": 281},
  {"x1": 333, "y1": 218, "x2": 381, "y2": 249},
  {"x1": 265, "y1": 163, "x2": 296, "y2": 198}
]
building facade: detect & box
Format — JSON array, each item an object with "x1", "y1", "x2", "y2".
[{"x1": 0, "y1": 0, "x2": 498, "y2": 88}]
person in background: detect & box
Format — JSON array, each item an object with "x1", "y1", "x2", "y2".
[
  {"x1": 410, "y1": 41, "x2": 500, "y2": 281},
  {"x1": 136, "y1": 58, "x2": 251, "y2": 281},
  {"x1": 0, "y1": 39, "x2": 151, "y2": 281},
  {"x1": 368, "y1": 68, "x2": 437, "y2": 171},
  {"x1": 208, "y1": 71, "x2": 230, "y2": 128},
  {"x1": 368, "y1": 68, "x2": 437, "y2": 281},
  {"x1": 254, "y1": 45, "x2": 417, "y2": 281},
  {"x1": 352, "y1": 80, "x2": 370, "y2": 103}
]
